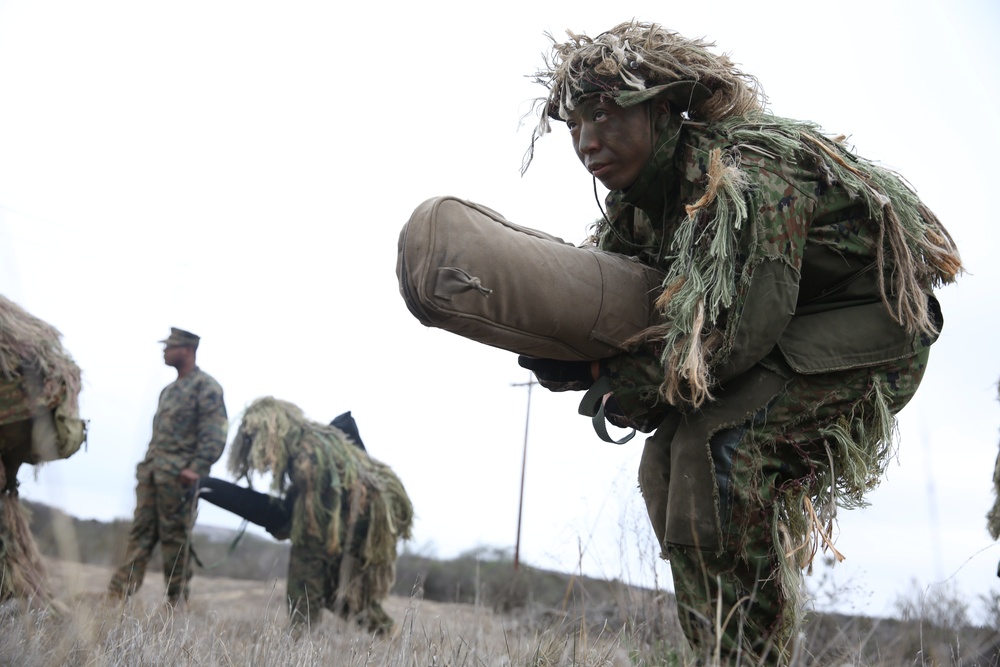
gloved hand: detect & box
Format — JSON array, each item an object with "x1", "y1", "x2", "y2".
[
  {"x1": 517, "y1": 356, "x2": 595, "y2": 392},
  {"x1": 601, "y1": 393, "x2": 631, "y2": 429}
]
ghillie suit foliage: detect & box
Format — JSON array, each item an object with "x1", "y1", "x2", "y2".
[
  {"x1": 0, "y1": 294, "x2": 85, "y2": 470},
  {"x1": 228, "y1": 397, "x2": 412, "y2": 621},
  {"x1": 0, "y1": 294, "x2": 85, "y2": 611}
]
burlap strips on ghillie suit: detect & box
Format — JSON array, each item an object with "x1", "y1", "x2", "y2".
[
  {"x1": 624, "y1": 116, "x2": 960, "y2": 406},
  {"x1": 228, "y1": 397, "x2": 412, "y2": 624},
  {"x1": 0, "y1": 294, "x2": 86, "y2": 612}
]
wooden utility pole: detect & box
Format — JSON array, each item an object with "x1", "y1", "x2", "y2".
[{"x1": 511, "y1": 373, "x2": 537, "y2": 572}]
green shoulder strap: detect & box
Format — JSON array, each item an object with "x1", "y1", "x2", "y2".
[{"x1": 578, "y1": 377, "x2": 636, "y2": 445}]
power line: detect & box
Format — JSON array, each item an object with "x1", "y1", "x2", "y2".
[{"x1": 511, "y1": 373, "x2": 537, "y2": 572}]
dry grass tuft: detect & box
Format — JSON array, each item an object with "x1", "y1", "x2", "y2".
[{"x1": 0, "y1": 558, "x2": 682, "y2": 667}]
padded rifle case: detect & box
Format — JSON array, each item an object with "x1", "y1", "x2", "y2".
[
  {"x1": 396, "y1": 196, "x2": 664, "y2": 361},
  {"x1": 197, "y1": 477, "x2": 291, "y2": 535}
]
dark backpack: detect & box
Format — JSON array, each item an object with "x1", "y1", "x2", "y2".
[{"x1": 331, "y1": 411, "x2": 366, "y2": 451}]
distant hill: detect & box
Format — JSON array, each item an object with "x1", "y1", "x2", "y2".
[
  {"x1": 24, "y1": 499, "x2": 291, "y2": 582},
  {"x1": 21, "y1": 499, "x2": 1000, "y2": 664},
  {"x1": 21, "y1": 499, "x2": 655, "y2": 612}
]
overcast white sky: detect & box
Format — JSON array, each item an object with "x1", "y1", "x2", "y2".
[{"x1": 1, "y1": 0, "x2": 998, "y2": 623}]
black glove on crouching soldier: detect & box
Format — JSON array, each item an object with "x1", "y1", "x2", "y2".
[
  {"x1": 601, "y1": 393, "x2": 632, "y2": 429},
  {"x1": 519, "y1": 356, "x2": 654, "y2": 444},
  {"x1": 517, "y1": 356, "x2": 594, "y2": 392}
]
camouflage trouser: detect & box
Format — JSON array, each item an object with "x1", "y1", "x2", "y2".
[
  {"x1": 641, "y1": 348, "x2": 929, "y2": 666},
  {"x1": 0, "y1": 422, "x2": 48, "y2": 606},
  {"x1": 0, "y1": 489, "x2": 56, "y2": 607},
  {"x1": 108, "y1": 460, "x2": 196, "y2": 603},
  {"x1": 286, "y1": 519, "x2": 393, "y2": 634}
]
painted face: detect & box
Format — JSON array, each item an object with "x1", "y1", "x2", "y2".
[{"x1": 565, "y1": 96, "x2": 654, "y2": 191}]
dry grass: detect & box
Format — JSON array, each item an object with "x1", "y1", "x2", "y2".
[
  {"x1": 0, "y1": 557, "x2": 673, "y2": 667},
  {"x1": 6, "y1": 503, "x2": 1000, "y2": 666},
  {"x1": 3, "y1": 556, "x2": 999, "y2": 667}
]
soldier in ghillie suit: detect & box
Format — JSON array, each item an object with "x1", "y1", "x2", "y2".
[
  {"x1": 0, "y1": 294, "x2": 87, "y2": 612},
  {"x1": 108, "y1": 327, "x2": 228, "y2": 606},
  {"x1": 517, "y1": 21, "x2": 962, "y2": 665},
  {"x1": 227, "y1": 397, "x2": 413, "y2": 635}
]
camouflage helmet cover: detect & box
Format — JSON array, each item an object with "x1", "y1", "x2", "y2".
[{"x1": 531, "y1": 21, "x2": 764, "y2": 125}]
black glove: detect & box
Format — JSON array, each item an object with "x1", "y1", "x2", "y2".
[
  {"x1": 601, "y1": 393, "x2": 631, "y2": 429},
  {"x1": 517, "y1": 356, "x2": 595, "y2": 392},
  {"x1": 600, "y1": 392, "x2": 667, "y2": 433}
]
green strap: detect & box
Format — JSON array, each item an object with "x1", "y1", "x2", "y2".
[
  {"x1": 578, "y1": 377, "x2": 636, "y2": 445},
  {"x1": 190, "y1": 519, "x2": 250, "y2": 570}
]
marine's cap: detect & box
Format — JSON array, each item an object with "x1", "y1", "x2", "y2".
[{"x1": 160, "y1": 327, "x2": 200, "y2": 349}]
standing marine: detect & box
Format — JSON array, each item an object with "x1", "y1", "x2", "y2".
[
  {"x1": 108, "y1": 327, "x2": 228, "y2": 606},
  {"x1": 518, "y1": 21, "x2": 962, "y2": 665},
  {"x1": 227, "y1": 397, "x2": 413, "y2": 635},
  {"x1": 0, "y1": 294, "x2": 87, "y2": 612}
]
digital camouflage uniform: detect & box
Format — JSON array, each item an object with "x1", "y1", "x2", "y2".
[
  {"x1": 108, "y1": 364, "x2": 227, "y2": 604},
  {"x1": 228, "y1": 398, "x2": 413, "y2": 634},
  {"x1": 525, "y1": 22, "x2": 961, "y2": 665},
  {"x1": 0, "y1": 294, "x2": 86, "y2": 611}
]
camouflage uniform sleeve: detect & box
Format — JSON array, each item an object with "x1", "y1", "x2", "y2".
[
  {"x1": 711, "y1": 163, "x2": 812, "y2": 381},
  {"x1": 189, "y1": 377, "x2": 228, "y2": 475}
]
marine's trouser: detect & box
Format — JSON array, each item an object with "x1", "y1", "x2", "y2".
[
  {"x1": 286, "y1": 534, "x2": 338, "y2": 626},
  {"x1": 286, "y1": 510, "x2": 393, "y2": 634},
  {"x1": 639, "y1": 349, "x2": 929, "y2": 665},
  {"x1": 109, "y1": 461, "x2": 196, "y2": 603}
]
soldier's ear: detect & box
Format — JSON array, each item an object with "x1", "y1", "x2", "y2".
[
  {"x1": 652, "y1": 101, "x2": 673, "y2": 131},
  {"x1": 652, "y1": 100, "x2": 672, "y2": 122}
]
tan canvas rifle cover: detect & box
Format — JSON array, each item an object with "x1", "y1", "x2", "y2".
[{"x1": 396, "y1": 196, "x2": 665, "y2": 361}]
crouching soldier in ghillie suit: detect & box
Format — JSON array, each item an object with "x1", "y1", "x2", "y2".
[
  {"x1": 519, "y1": 21, "x2": 962, "y2": 665},
  {"x1": 0, "y1": 294, "x2": 87, "y2": 611},
  {"x1": 225, "y1": 398, "x2": 412, "y2": 635}
]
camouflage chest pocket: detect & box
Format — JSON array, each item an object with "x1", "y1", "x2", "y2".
[{"x1": 158, "y1": 383, "x2": 202, "y2": 436}]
